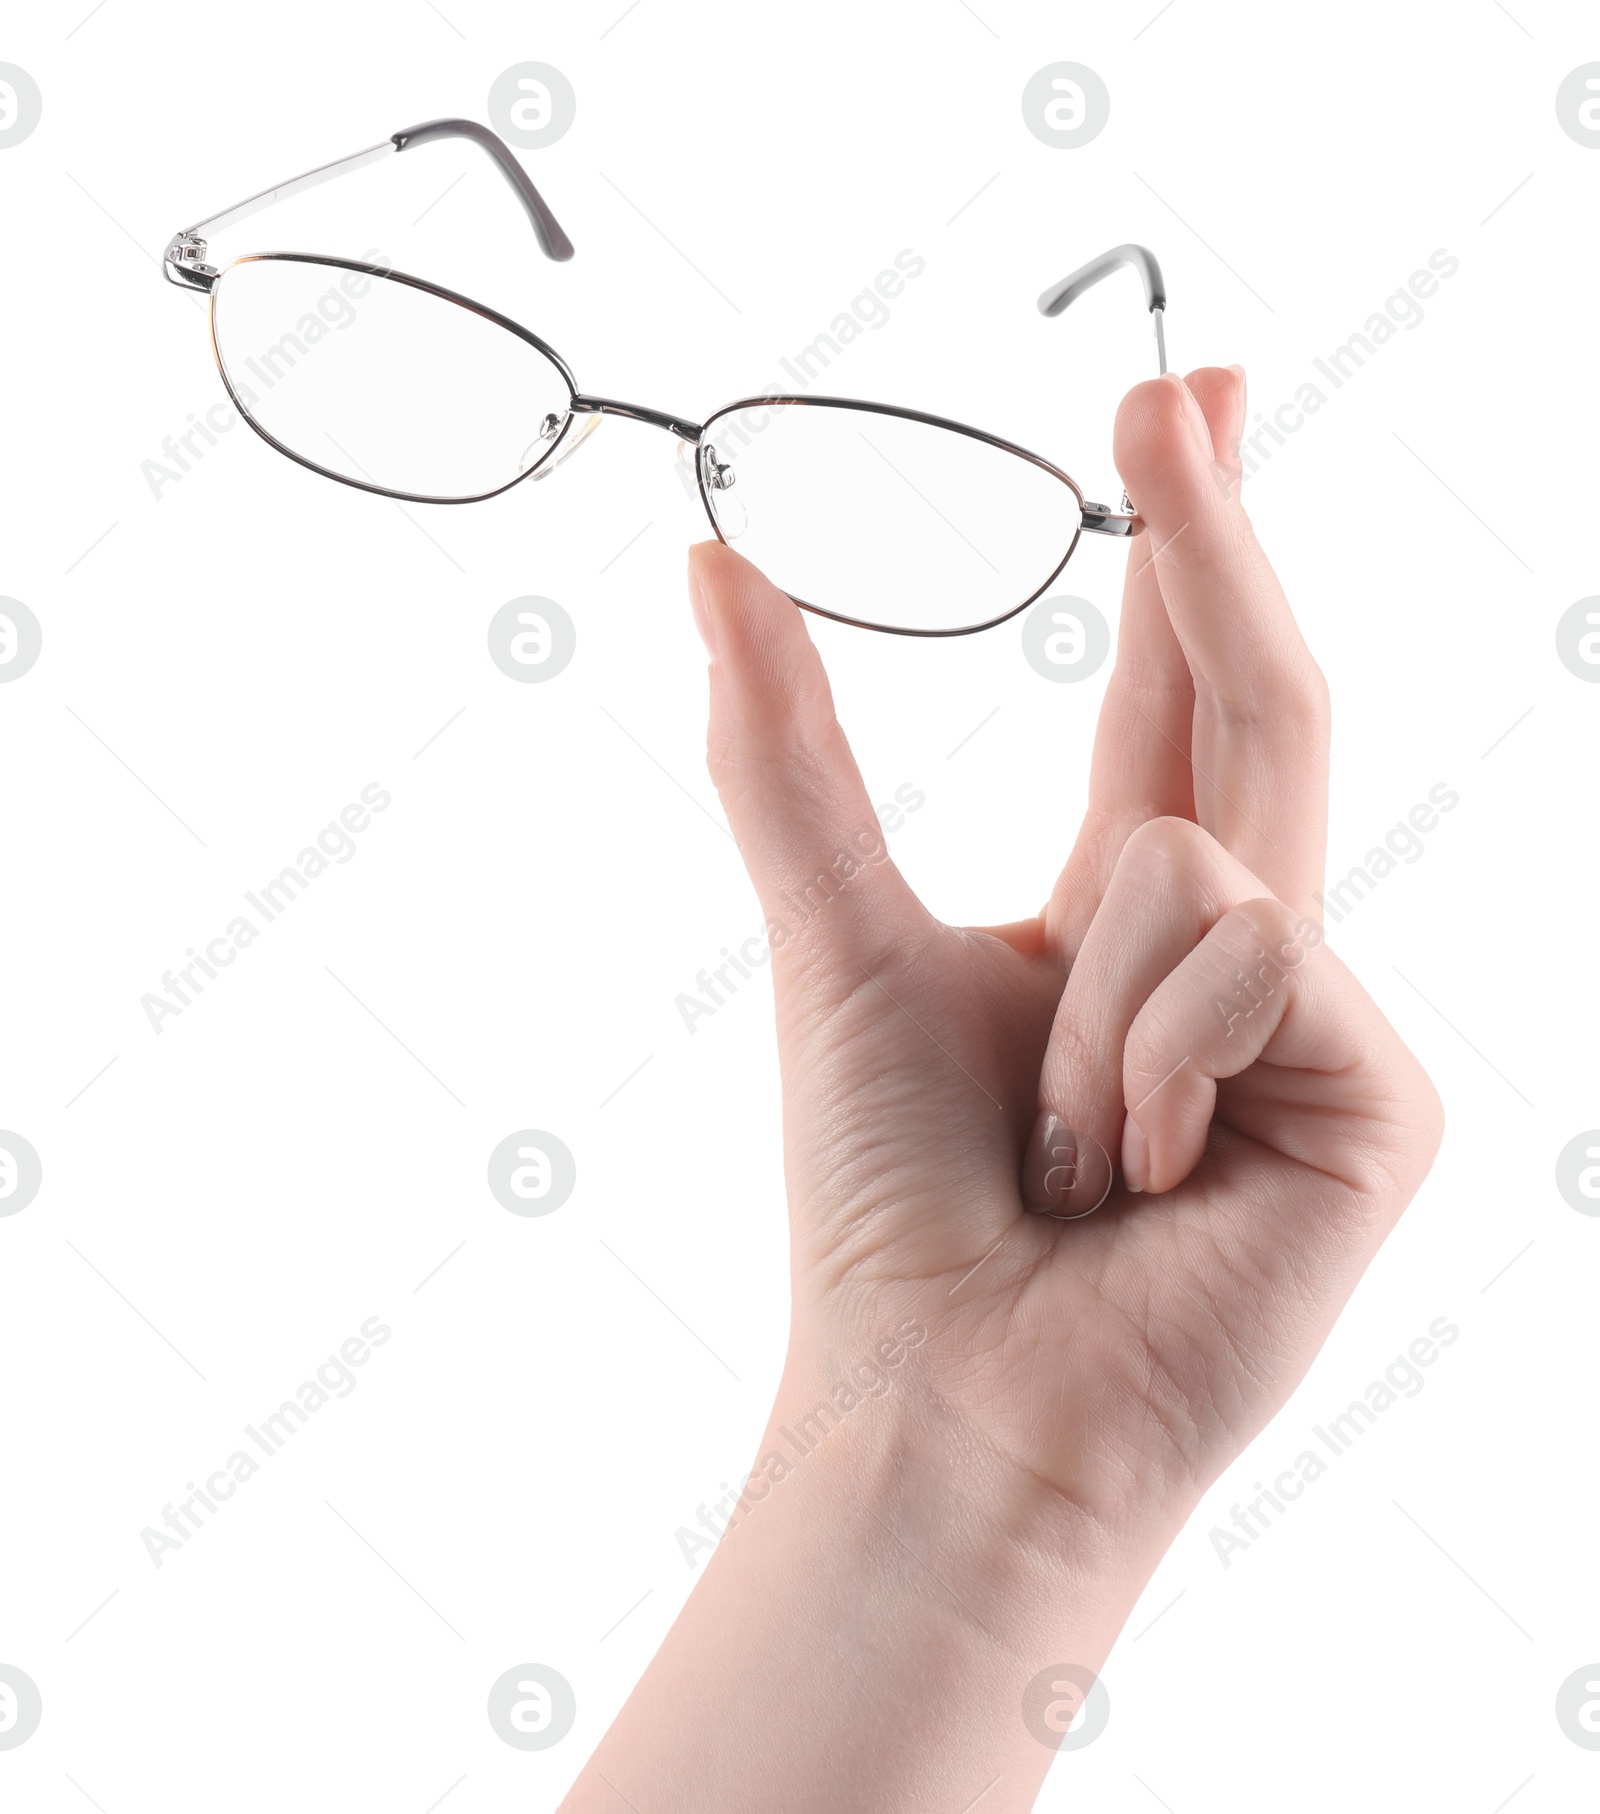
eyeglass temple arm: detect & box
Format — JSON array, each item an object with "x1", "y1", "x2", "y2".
[
  {"x1": 163, "y1": 117, "x2": 574, "y2": 292},
  {"x1": 1037, "y1": 243, "x2": 1167, "y2": 537},
  {"x1": 1037, "y1": 243, "x2": 1167, "y2": 372},
  {"x1": 391, "y1": 119, "x2": 573, "y2": 260}
]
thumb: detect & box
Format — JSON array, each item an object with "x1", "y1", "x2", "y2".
[{"x1": 687, "y1": 540, "x2": 928, "y2": 976}]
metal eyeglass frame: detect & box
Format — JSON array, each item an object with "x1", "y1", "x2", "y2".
[{"x1": 164, "y1": 117, "x2": 1169, "y2": 638}]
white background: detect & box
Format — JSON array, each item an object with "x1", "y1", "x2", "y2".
[{"x1": 1, "y1": 1, "x2": 1596, "y2": 1808}]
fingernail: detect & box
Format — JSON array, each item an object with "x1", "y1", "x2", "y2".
[
  {"x1": 1171, "y1": 372, "x2": 1211, "y2": 458},
  {"x1": 1121, "y1": 1116, "x2": 1149, "y2": 1193},
  {"x1": 1021, "y1": 1112, "x2": 1112, "y2": 1219},
  {"x1": 687, "y1": 555, "x2": 718, "y2": 659}
]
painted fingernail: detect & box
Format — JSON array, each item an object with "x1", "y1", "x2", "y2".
[
  {"x1": 1021, "y1": 1112, "x2": 1112, "y2": 1219},
  {"x1": 1121, "y1": 1116, "x2": 1150, "y2": 1194}
]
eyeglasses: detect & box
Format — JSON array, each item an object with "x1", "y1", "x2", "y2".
[{"x1": 165, "y1": 117, "x2": 1170, "y2": 637}]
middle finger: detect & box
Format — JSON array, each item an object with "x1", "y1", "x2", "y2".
[{"x1": 1112, "y1": 369, "x2": 1330, "y2": 911}]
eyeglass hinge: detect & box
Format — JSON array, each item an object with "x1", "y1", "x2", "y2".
[
  {"x1": 164, "y1": 232, "x2": 219, "y2": 291},
  {"x1": 1080, "y1": 499, "x2": 1143, "y2": 538}
]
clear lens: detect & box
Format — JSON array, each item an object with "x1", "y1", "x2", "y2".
[
  {"x1": 698, "y1": 400, "x2": 1082, "y2": 632},
  {"x1": 210, "y1": 257, "x2": 574, "y2": 501}
]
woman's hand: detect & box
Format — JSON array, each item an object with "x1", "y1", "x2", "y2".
[
  {"x1": 562, "y1": 368, "x2": 1442, "y2": 1814},
  {"x1": 688, "y1": 365, "x2": 1440, "y2": 1540}
]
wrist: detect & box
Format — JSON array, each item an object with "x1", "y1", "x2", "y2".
[
  {"x1": 750, "y1": 1335, "x2": 1174, "y2": 1667},
  {"x1": 566, "y1": 1338, "x2": 1175, "y2": 1814},
  {"x1": 766, "y1": 1288, "x2": 1190, "y2": 1576}
]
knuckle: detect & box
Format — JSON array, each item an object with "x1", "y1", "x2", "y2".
[
  {"x1": 703, "y1": 723, "x2": 740, "y2": 797},
  {"x1": 1415, "y1": 1071, "x2": 1446, "y2": 1160},
  {"x1": 1213, "y1": 645, "x2": 1330, "y2": 735},
  {"x1": 1297, "y1": 657, "x2": 1332, "y2": 734},
  {"x1": 1120, "y1": 813, "x2": 1218, "y2": 875},
  {"x1": 1228, "y1": 895, "x2": 1303, "y2": 957},
  {"x1": 1208, "y1": 899, "x2": 1310, "y2": 999},
  {"x1": 1045, "y1": 1009, "x2": 1102, "y2": 1100},
  {"x1": 1123, "y1": 1011, "x2": 1177, "y2": 1095}
]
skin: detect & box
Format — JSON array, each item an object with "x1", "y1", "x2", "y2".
[{"x1": 560, "y1": 368, "x2": 1443, "y2": 1813}]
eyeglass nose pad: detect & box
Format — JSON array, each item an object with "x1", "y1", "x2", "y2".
[
  {"x1": 522, "y1": 407, "x2": 601, "y2": 480},
  {"x1": 695, "y1": 439, "x2": 747, "y2": 540}
]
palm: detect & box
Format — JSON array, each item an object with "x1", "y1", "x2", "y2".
[{"x1": 779, "y1": 896, "x2": 1409, "y2": 1526}]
